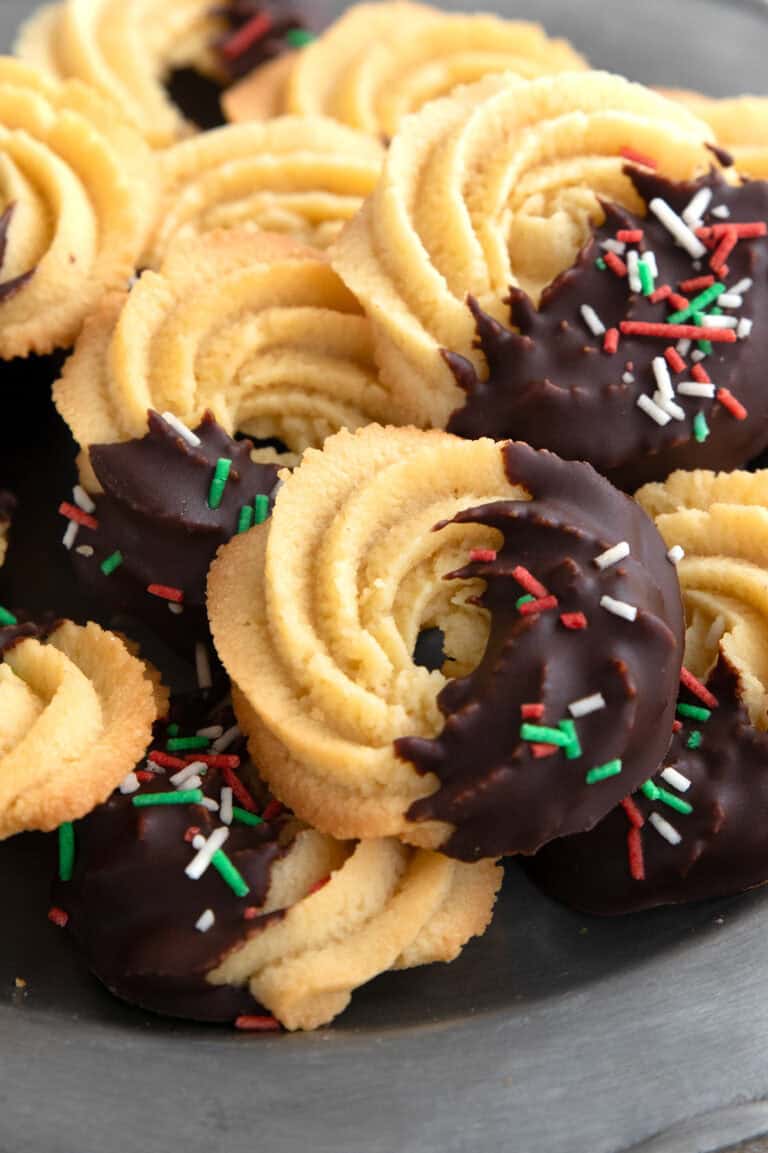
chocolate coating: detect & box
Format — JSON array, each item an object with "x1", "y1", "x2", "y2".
[
  {"x1": 54, "y1": 712, "x2": 293, "y2": 1022},
  {"x1": 213, "y1": 3, "x2": 308, "y2": 81},
  {"x1": 445, "y1": 169, "x2": 768, "y2": 490},
  {"x1": 397, "y1": 442, "x2": 684, "y2": 861},
  {"x1": 526, "y1": 657, "x2": 768, "y2": 914}
]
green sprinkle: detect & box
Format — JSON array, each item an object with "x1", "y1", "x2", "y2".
[
  {"x1": 692, "y1": 313, "x2": 713, "y2": 355},
  {"x1": 132, "y1": 789, "x2": 204, "y2": 808},
  {"x1": 285, "y1": 27, "x2": 316, "y2": 47},
  {"x1": 232, "y1": 806, "x2": 264, "y2": 827},
  {"x1": 521, "y1": 723, "x2": 572, "y2": 748},
  {"x1": 0, "y1": 606, "x2": 17, "y2": 626},
  {"x1": 693, "y1": 412, "x2": 710, "y2": 444},
  {"x1": 210, "y1": 849, "x2": 250, "y2": 898},
  {"x1": 58, "y1": 822, "x2": 75, "y2": 882},
  {"x1": 100, "y1": 550, "x2": 123, "y2": 576},
  {"x1": 638, "y1": 259, "x2": 655, "y2": 296},
  {"x1": 677, "y1": 702, "x2": 711, "y2": 722},
  {"x1": 641, "y1": 780, "x2": 661, "y2": 801},
  {"x1": 516, "y1": 594, "x2": 535, "y2": 610},
  {"x1": 238, "y1": 505, "x2": 254, "y2": 534},
  {"x1": 585, "y1": 759, "x2": 622, "y2": 785},
  {"x1": 254, "y1": 493, "x2": 270, "y2": 525},
  {"x1": 656, "y1": 787, "x2": 693, "y2": 815},
  {"x1": 687, "y1": 730, "x2": 703, "y2": 750},
  {"x1": 208, "y1": 458, "x2": 232, "y2": 510},
  {"x1": 167, "y1": 735, "x2": 210, "y2": 752},
  {"x1": 667, "y1": 282, "x2": 724, "y2": 324},
  {"x1": 167, "y1": 723, "x2": 180, "y2": 737},
  {"x1": 558, "y1": 719, "x2": 582, "y2": 760},
  {"x1": 595, "y1": 257, "x2": 607, "y2": 270}
]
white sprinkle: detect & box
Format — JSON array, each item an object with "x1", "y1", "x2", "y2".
[
  {"x1": 642, "y1": 250, "x2": 658, "y2": 277},
  {"x1": 568, "y1": 692, "x2": 607, "y2": 718},
  {"x1": 730, "y1": 278, "x2": 753, "y2": 296},
  {"x1": 580, "y1": 304, "x2": 606, "y2": 336},
  {"x1": 601, "y1": 595, "x2": 638, "y2": 622},
  {"x1": 170, "y1": 761, "x2": 207, "y2": 788},
  {"x1": 678, "y1": 381, "x2": 715, "y2": 398},
  {"x1": 75, "y1": 544, "x2": 94, "y2": 558},
  {"x1": 626, "y1": 249, "x2": 642, "y2": 294},
  {"x1": 717, "y1": 293, "x2": 743, "y2": 309},
  {"x1": 197, "y1": 725, "x2": 224, "y2": 740},
  {"x1": 692, "y1": 260, "x2": 702, "y2": 271},
  {"x1": 682, "y1": 186, "x2": 712, "y2": 229},
  {"x1": 161, "y1": 412, "x2": 201, "y2": 448},
  {"x1": 737, "y1": 317, "x2": 753, "y2": 340},
  {"x1": 195, "y1": 909, "x2": 216, "y2": 933},
  {"x1": 72, "y1": 485, "x2": 96, "y2": 514},
  {"x1": 145, "y1": 759, "x2": 166, "y2": 775},
  {"x1": 676, "y1": 338, "x2": 692, "y2": 357},
  {"x1": 705, "y1": 614, "x2": 726, "y2": 649},
  {"x1": 652, "y1": 356, "x2": 675, "y2": 403},
  {"x1": 637, "y1": 393, "x2": 672, "y2": 426},
  {"x1": 186, "y1": 827, "x2": 230, "y2": 880},
  {"x1": 653, "y1": 393, "x2": 685, "y2": 421},
  {"x1": 601, "y1": 238, "x2": 627, "y2": 255},
  {"x1": 649, "y1": 197, "x2": 707, "y2": 259},
  {"x1": 213, "y1": 725, "x2": 241, "y2": 753},
  {"x1": 691, "y1": 350, "x2": 707, "y2": 363},
  {"x1": 594, "y1": 541, "x2": 630, "y2": 570},
  {"x1": 199, "y1": 797, "x2": 219, "y2": 812},
  {"x1": 661, "y1": 766, "x2": 692, "y2": 793},
  {"x1": 648, "y1": 811, "x2": 682, "y2": 845},
  {"x1": 195, "y1": 642, "x2": 213, "y2": 691},
  {"x1": 62, "y1": 521, "x2": 79, "y2": 550},
  {"x1": 622, "y1": 372, "x2": 635, "y2": 385},
  {"x1": 168, "y1": 602, "x2": 184, "y2": 615},
  {"x1": 667, "y1": 545, "x2": 685, "y2": 565},
  {"x1": 710, "y1": 204, "x2": 731, "y2": 219},
  {"x1": 697, "y1": 314, "x2": 737, "y2": 329},
  {"x1": 220, "y1": 787, "x2": 234, "y2": 826},
  {"x1": 119, "y1": 772, "x2": 140, "y2": 795}
]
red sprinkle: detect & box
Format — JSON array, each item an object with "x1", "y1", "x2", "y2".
[
  {"x1": 680, "y1": 666, "x2": 719, "y2": 708},
  {"x1": 147, "y1": 584, "x2": 184, "y2": 603},
  {"x1": 627, "y1": 827, "x2": 645, "y2": 881},
  {"x1": 604, "y1": 251, "x2": 627, "y2": 278},
  {"x1": 512, "y1": 565, "x2": 548, "y2": 599},
  {"x1": 697, "y1": 222, "x2": 767, "y2": 240},
  {"x1": 307, "y1": 876, "x2": 331, "y2": 896},
  {"x1": 620, "y1": 321, "x2": 737, "y2": 342},
  {"x1": 710, "y1": 229, "x2": 738, "y2": 273},
  {"x1": 184, "y1": 826, "x2": 201, "y2": 843},
  {"x1": 617, "y1": 228, "x2": 644, "y2": 243},
  {"x1": 135, "y1": 770, "x2": 155, "y2": 783},
  {"x1": 603, "y1": 327, "x2": 619, "y2": 355},
  {"x1": 620, "y1": 147, "x2": 657, "y2": 169},
  {"x1": 235, "y1": 1015, "x2": 281, "y2": 1033},
  {"x1": 221, "y1": 12, "x2": 273, "y2": 61},
  {"x1": 58, "y1": 501, "x2": 98, "y2": 531},
  {"x1": 243, "y1": 906, "x2": 263, "y2": 921},
  {"x1": 664, "y1": 346, "x2": 686, "y2": 374},
  {"x1": 717, "y1": 387, "x2": 748, "y2": 420},
  {"x1": 262, "y1": 800, "x2": 284, "y2": 822},
  {"x1": 519, "y1": 595, "x2": 559, "y2": 616},
  {"x1": 672, "y1": 720, "x2": 683, "y2": 733},
  {"x1": 48, "y1": 907, "x2": 69, "y2": 928},
  {"x1": 186, "y1": 754, "x2": 241, "y2": 770},
  {"x1": 668, "y1": 293, "x2": 690, "y2": 312},
  {"x1": 621, "y1": 796, "x2": 645, "y2": 829},
  {"x1": 679, "y1": 274, "x2": 715, "y2": 293},
  {"x1": 521, "y1": 703, "x2": 545, "y2": 720},
  {"x1": 649, "y1": 284, "x2": 672, "y2": 304},
  {"x1": 531, "y1": 743, "x2": 558, "y2": 759},
  {"x1": 220, "y1": 764, "x2": 258, "y2": 814},
  {"x1": 469, "y1": 548, "x2": 497, "y2": 563},
  {"x1": 560, "y1": 612, "x2": 588, "y2": 630},
  {"x1": 691, "y1": 364, "x2": 711, "y2": 384},
  {"x1": 147, "y1": 750, "x2": 186, "y2": 770}
]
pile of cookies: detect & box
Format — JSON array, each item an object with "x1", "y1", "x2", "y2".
[{"x1": 2, "y1": 0, "x2": 768, "y2": 1032}]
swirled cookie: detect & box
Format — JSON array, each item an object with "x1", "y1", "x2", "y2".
[
  {"x1": 223, "y1": 1, "x2": 587, "y2": 140},
  {"x1": 53, "y1": 705, "x2": 501, "y2": 1031},
  {"x1": 53, "y1": 231, "x2": 388, "y2": 486},
  {"x1": 0, "y1": 492, "x2": 15, "y2": 567},
  {"x1": 662, "y1": 90, "x2": 768, "y2": 179},
  {"x1": 0, "y1": 620, "x2": 159, "y2": 839},
  {"x1": 0, "y1": 58, "x2": 154, "y2": 359},
  {"x1": 145, "y1": 117, "x2": 383, "y2": 267},
  {"x1": 208, "y1": 425, "x2": 684, "y2": 861},
  {"x1": 334, "y1": 71, "x2": 768, "y2": 488},
  {"x1": 528, "y1": 468, "x2": 768, "y2": 912}
]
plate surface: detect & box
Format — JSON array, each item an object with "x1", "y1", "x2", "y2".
[{"x1": 2, "y1": 3, "x2": 768, "y2": 1151}]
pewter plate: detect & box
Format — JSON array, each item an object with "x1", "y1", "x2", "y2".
[{"x1": 2, "y1": 3, "x2": 768, "y2": 1151}]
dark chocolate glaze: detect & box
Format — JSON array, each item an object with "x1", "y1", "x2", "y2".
[
  {"x1": 70, "y1": 411, "x2": 279, "y2": 651},
  {"x1": 397, "y1": 442, "x2": 684, "y2": 861},
  {"x1": 0, "y1": 489, "x2": 15, "y2": 530},
  {"x1": 213, "y1": 3, "x2": 308, "y2": 81},
  {"x1": 445, "y1": 169, "x2": 768, "y2": 490},
  {"x1": 0, "y1": 203, "x2": 35, "y2": 306},
  {"x1": 54, "y1": 710, "x2": 293, "y2": 1022},
  {"x1": 526, "y1": 657, "x2": 768, "y2": 914},
  {"x1": 0, "y1": 611, "x2": 55, "y2": 658}
]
